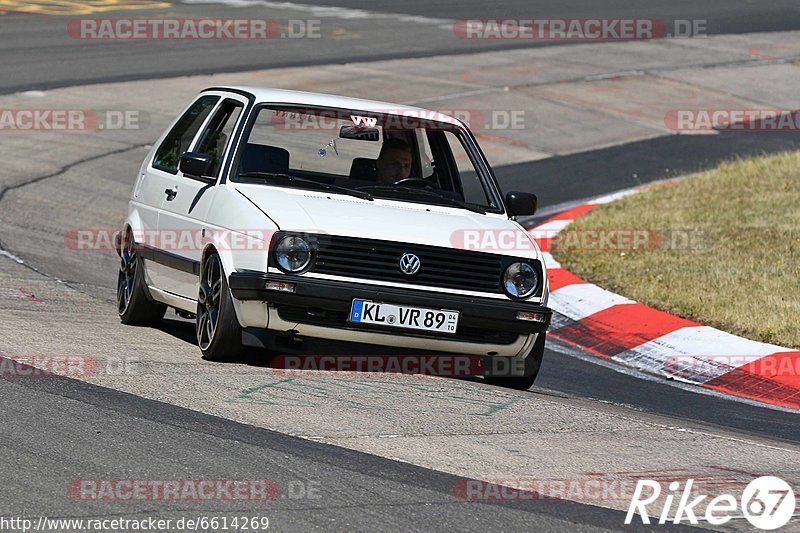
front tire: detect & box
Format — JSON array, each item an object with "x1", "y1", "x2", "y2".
[
  {"x1": 196, "y1": 253, "x2": 244, "y2": 362},
  {"x1": 483, "y1": 332, "x2": 546, "y2": 391},
  {"x1": 117, "y1": 230, "x2": 167, "y2": 325}
]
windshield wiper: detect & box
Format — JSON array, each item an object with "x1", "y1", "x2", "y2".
[
  {"x1": 358, "y1": 185, "x2": 486, "y2": 214},
  {"x1": 238, "y1": 172, "x2": 373, "y2": 201}
]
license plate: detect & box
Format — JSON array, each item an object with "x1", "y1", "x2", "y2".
[{"x1": 349, "y1": 299, "x2": 459, "y2": 334}]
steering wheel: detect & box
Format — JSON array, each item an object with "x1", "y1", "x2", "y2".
[{"x1": 392, "y1": 177, "x2": 431, "y2": 188}]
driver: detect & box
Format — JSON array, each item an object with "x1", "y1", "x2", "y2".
[{"x1": 376, "y1": 138, "x2": 413, "y2": 185}]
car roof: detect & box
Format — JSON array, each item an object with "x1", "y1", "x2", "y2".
[{"x1": 203, "y1": 86, "x2": 465, "y2": 128}]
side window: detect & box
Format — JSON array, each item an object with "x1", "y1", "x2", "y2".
[
  {"x1": 153, "y1": 95, "x2": 219, "y2": 174},
  {"x1": 194, "y1": 100, "x2": 244, "y2": 178},
  {"x1": 441, "y1": 130, "x2": 492, "y2": 207}
]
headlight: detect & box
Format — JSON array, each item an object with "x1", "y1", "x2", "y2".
[
  {"x1": 274, "y1": 235, "x2": 312, "y2": 273},
  {"x1": 502, "y1": 262, "x2": 538, "y2": 299}
]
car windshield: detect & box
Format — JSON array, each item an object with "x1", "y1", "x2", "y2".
[{"x1": 232, "y1": 106, "x2": 502, "y2": 213}]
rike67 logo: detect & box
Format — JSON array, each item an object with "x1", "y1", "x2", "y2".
[{"x1": 626, "y1": 476, "x2": 795, "y2": 529}]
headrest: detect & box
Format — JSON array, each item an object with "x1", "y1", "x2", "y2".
[
  {"x1": 349, "y1": 157, "x2": 377, "y2": 181},
  {"x1": 239, "y1": 143, "x2": 290, "y2": 175}
]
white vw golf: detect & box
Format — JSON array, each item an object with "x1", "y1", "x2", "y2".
[{"x1": 116, "y1": 87, "x2": 551, "y2": 389}]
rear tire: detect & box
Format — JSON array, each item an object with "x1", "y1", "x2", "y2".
[
  {"x1": 196, "y1": 253, "x2": 244, "y2": 362},
  {"x1": 484, "y1": 332, "x2": 546, "y2": 390},
  {"x1": 117, "y1": 230, "x2": 167, "y2": 326}
]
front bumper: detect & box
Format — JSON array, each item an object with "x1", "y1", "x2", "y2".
[{"x1": 228, "y1": 272, "x2": 551, "y2": 341}]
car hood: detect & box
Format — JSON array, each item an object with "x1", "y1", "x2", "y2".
[{"x1": 234, "y1": 184, "x2": 540, "y2": 258}]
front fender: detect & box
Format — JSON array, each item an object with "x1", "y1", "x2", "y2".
[{"x1": 200, "y1": 238, "x2": 270, "y2": 329}]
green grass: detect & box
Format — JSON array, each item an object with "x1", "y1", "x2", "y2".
[{"x1": 552, "y1": 151, "x2": 800, "y2": 348}]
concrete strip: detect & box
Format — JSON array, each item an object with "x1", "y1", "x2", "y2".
[
  {"x1": 526, "y1": 75, "x2": 765, "y2": 134},
  {"x1": 2, "y1": 30, "x2": 799, "y2": 193},
  {"x1": 658, "y1": 62, "x2": 800, "y2": 109}
]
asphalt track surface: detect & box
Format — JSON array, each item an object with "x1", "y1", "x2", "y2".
[
  {"x1": 0, "y1": 0, "x2": 799, "y2": 93},
  {"x1": 1, "y1": 366, "x2": 647, "y2": 532},
  {"x1": 286, "y1": 0, "x2": 800, "y2": 30},
  {"x1": 1, "y1": 2, "x2": 800, "y2": 531},
  {"x1": 500, "y1": 130, "x2": 800, "y2": 213}
]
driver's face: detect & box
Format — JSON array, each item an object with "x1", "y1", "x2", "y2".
[{"x1": 376, "y1": 148, "x2": 412, "y2": 184}]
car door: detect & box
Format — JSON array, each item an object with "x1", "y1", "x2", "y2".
[
  {"x1": 155, "y1": 95, "x2": 247, "y2": 301},
  {"x1": 136, "y1": 94, "x2": 220, "y2": 293}
]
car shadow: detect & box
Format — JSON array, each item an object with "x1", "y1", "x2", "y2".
[
  {"x1": 154, "y1": 316, "x2": 197, "y2": 344},
  {"x1": 150, "y1": 317, "x2": 497, "y2": 382},
  {"x1": 153, "y1": 316, "x2": 274, "y2": 366}
]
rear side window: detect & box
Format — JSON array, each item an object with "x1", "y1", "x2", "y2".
[{"x1": 153, "y1": 95, "x2": 219, "y2": 174}]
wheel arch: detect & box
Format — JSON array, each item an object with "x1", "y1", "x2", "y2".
[
  {"x1": 200, "y1": 243, "x2": 232, "y2": 278},
  {"x1": 116, "y1": 211, "x2": 145, "y2": 257},
  {"x1": 198, "y1": 243, "x2": 253, "y2": 330}
]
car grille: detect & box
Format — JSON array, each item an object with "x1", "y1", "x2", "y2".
[
  {"x1": 277, "y1": 306, "x2": 520, "y2": 345},
  {"x1": 312, "y1": 236, "x2": 504, "y2": 294}
]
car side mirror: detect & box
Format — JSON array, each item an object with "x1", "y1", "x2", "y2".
[
  {"x1": 179, "y1": 152, "x2": 214, "y2": 179},
  {"x1": 505, "y1": 191, "x2": 537, "y2": 217}
]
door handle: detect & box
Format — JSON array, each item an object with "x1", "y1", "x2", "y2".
[{"x1": 165, "y1": 188, "x2": 177, "y2": 201}]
